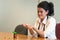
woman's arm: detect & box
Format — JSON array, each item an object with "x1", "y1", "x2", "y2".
[
  {"x1": 23, "y1": 24, "x2": 44, "y2": 37},
  {"x1": 22, "y1": 24, "x2": 35, "y2": 35},
  {"x1": 33, "y1": 27, "x2": 44, "y2": 37}
]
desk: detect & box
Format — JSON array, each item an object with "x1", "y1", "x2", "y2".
[
  {"x1": 15, "y1": 34, "x2": 47, "y2": 40},
  {"x1": 0, "y1": 32, "x2": 13, "y2": 40},
  {"x1": 0, "y1": 32, "x2": 59, "y2": 40}
]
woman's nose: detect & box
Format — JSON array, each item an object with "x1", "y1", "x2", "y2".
[{"x1": 38, "y1": 12, "x2": 41, "y2": 15}]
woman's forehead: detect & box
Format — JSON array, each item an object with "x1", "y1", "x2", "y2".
[{"x1": 37, "y1": 7, "x2": 45, "y2": 11}]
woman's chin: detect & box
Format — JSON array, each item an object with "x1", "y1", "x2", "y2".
[{"x1": 39, "y1": 17, "x2": 43, "y2": 19}]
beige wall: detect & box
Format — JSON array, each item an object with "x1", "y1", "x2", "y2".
[{"x1": 0, "y1": 0, "x2": 38, "y2": 32}]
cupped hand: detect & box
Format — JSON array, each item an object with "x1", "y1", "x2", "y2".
[
  {"x1": 22, "y1": 24, "x2": 33, "y2": 30},
  {"x1": 22, "y1": 23, "x2": 28, "y2": 29}
]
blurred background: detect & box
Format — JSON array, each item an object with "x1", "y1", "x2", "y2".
[{"x1": 0, "y1": 0, "x2": 60, "y2": 32}]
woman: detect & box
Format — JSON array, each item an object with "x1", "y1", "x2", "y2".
[{"x1": 23, "y1": 1, "x2": 56, "y2": 39}]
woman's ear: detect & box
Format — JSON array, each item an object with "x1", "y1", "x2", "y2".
[{"x1": 46, "y1": 10, "x2": 49, "y2": 15}]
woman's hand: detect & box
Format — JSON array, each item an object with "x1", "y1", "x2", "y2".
[
  {"x1": 22, "y1": 24, "x2": 28, "y2": 29},
  {"x1": 22, "y1": 24, "x2": 33, "y2": 30},
  {"x1": 27, "y1": 24, "x2": 33, "y2": 30},
  {"x1": 22, "y1": 24, "x2": 34, "y2": 35}
]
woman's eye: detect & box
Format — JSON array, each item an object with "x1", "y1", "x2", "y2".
[
  {"x1": 40, "y1": 11, "x2": 43, "y2": 13},
  {"x1": 38, "y1": 11, "x2": 43, "y2": 13}
]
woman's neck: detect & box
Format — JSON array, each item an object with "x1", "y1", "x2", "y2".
[
  {"x1": 40, "y1": 16, "x2": 46, "y2": 22},
  {"x1": 39, "y1": 16, "x2": 48, "y2": 23},
  {"x1": 41, "y1": 19, "x2": 44, "y2": 22}
]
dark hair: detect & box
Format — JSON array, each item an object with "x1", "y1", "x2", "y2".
[{"x1": 37, "y1": 1, "x2": 54, "y2": 16}]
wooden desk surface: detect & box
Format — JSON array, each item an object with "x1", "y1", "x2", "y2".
[
  {"x1": 16, "y1": 34, "x2": 47, "y2": 40},
  {"x1": 0, "y1": 32, "x2": 13, "y2": 40},
  {"x1": 0, "y1": 32, "x2": 59, "y2": 40}
]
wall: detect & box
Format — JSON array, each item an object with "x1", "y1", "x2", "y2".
[{"x1": 0, "y1": 0, "x2": 38, "y2": 32}]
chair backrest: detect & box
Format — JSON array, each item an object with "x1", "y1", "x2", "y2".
[
  {"x1": 56, "y1": 23, "x2": 60, "y2": 39},
  {"x1": 14, "y1": 24, "x2": 28, "y2": 35}
]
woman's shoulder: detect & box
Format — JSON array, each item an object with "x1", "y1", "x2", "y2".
[{"x1": 48, "y1": 16, "x2": 56, "y2": 23}]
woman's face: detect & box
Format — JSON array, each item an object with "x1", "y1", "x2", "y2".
[{"x1": 37, "y1": 7, "x2": 48, "y2": 19}]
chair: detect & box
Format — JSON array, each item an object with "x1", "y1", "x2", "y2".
[
  {"x1": 56, "y1": 23, "x2": 60, "y2": 39},
  {"x1": 14, "y1": 24, "x2": 28, "y2": 35}
]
